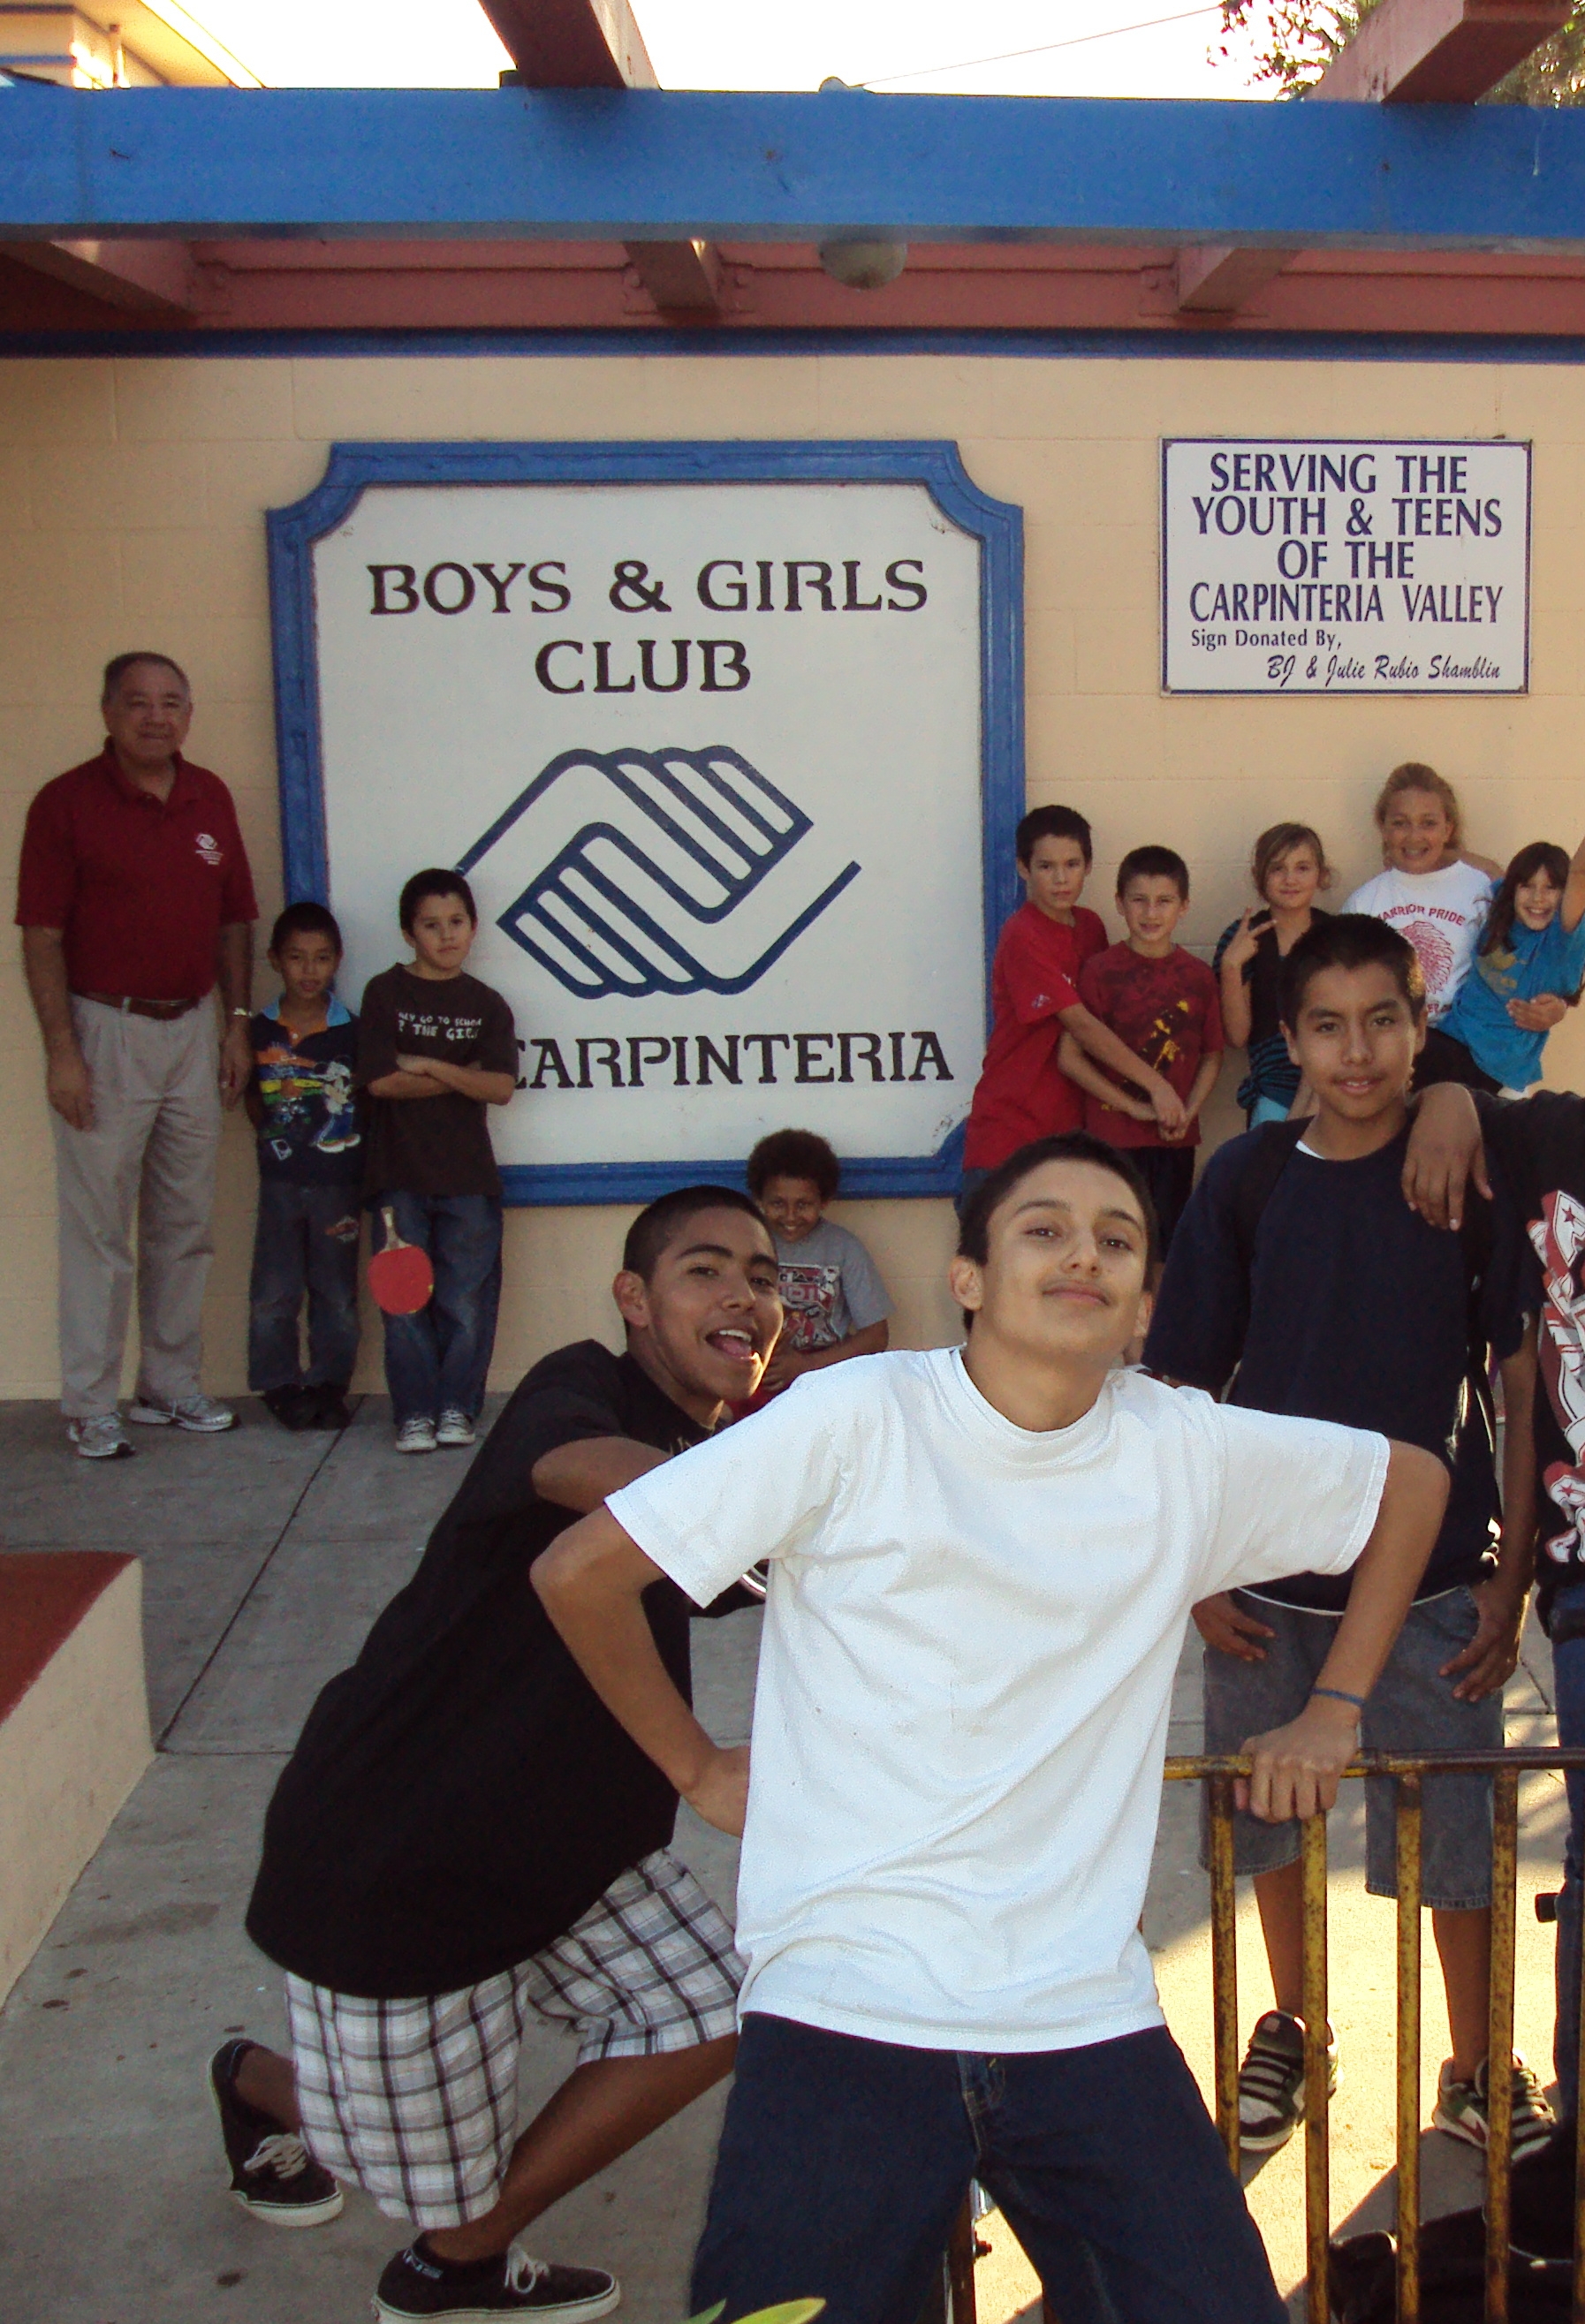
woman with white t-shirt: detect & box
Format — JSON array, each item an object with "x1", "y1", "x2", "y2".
[
  {"x1": 532, "y1": 1132, "x2": 1448, "y2": 2324},
  {"x1": 1345, "y1": 763, "x2": 1499, "y2": 1030}
]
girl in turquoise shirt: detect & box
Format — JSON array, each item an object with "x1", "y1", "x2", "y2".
[{"x1": 1439, "y1": 831, "x2": 1585, "y2": 1094}]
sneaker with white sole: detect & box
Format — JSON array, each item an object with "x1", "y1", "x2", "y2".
[
  {"x1": 208, "y1": 2039, "x2": 343, "y2": 2228},
  {"x1": 1434, "y1": 2054, "x2": 1556, "y2": 2162},
  {"x1": 1237, "y1": 2009, "x2": 1338, "y2": 2154},
  {"x1": 129, "y1": 1391, "x2": 236, "y2": 1434},
  {"x1": 396, "y1": 1417, "x2": 438, "y2": 1455},
  {"x1": 436, "y1": 1409, "x2": 476, "y2": 1449},
  {"x1": 374, "y1": 2240, "x2": 619, "y2": 2322},
  {"x1": 67, "y1": 1411, "x2": 135, "y2": 1460}
]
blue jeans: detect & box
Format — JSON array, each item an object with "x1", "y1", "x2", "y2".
[
  {"x1": 691, "y1": 2014, "x2": 1285, "y2": 2324},
  {"x1": 1551, "y1": 1575, "x2": 1585, "y2": 2114},
  {"x1": 373, "y1": 1190, "x2": 502, "y2": 1425},
  {"x1": 247, "y1": 1179, "x2": 362, "y2": 1394}
]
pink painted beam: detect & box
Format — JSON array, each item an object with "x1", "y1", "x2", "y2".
[
  {"x1": 1312, "y1": 0, "x2": 1572, "y2": 102},
  {"x1": 482, "y1": 0, "x2": 723, "y2": 315},
  {"x1": 481, "y1": 0, "x2": 657, "y2": 89},
  {"x1": 0, "y1": 238, "x2": 196, "y2": 314},
  {"x1": 1178, "y1": 0, "x2": 1573, "y2": 309}
]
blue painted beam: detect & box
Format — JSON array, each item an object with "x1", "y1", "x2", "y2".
[{"x1": 3, "y1": 86, "x2": 1585, "y2": 249}]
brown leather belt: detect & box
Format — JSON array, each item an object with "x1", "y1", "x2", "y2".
[{"x1": 73, "y1": 990, "x2": 201, "y2": 1020}]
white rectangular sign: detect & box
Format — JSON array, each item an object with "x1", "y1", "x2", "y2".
[
  {"x1": 1162, "y1": 438, "x2": 1530, "y2": 694},
  {"x1": 271, "y1": 444, "x2": 1023, "y2": 1203}
]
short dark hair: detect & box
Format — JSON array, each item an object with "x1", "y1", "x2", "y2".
[
  {"x1": 956, "y1": 1132, "x2": 1159, "y2": 1277},
  {"x1": 621, "y1": 1184, "x2": 770, "y2": 1282},
  {"x1": 1017, "y1": 805, "x2": 1093, "y2": 868},
  {"x1": 399, "y1": 869, "x2": 478, "y2": 934},
  {"x1": 1117, "y1": 845, "x2": 1189, "y2": 902},
  {"x1": 1482, "y1": 841, "x2": 1576, "y2": 973},
  {"x1": 1279, "y1": 912, "x2": 1426, "y2": 1026},
  {"x1": 102, "y1": 650, "x2": 189, "y2": 700},
  {"x1": 746, "y1": 1129, "x2": 839, "y2": 1204},
  {"x1": 269, "y1": 901, "x2": 344, "y2": 957}
]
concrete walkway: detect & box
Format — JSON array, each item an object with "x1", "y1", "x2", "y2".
[{"x1": 0, "y1": 1396, "x2": 1567, "y2": 2324}]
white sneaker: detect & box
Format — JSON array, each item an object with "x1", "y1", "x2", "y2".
[
  {"x1": 435, "y1": 1409, "x2": 476, "y2": 1448},
  {"x1": 128, "y1": 1392, "x2": 237, "y2": 1434},
  {"x1": 395, "y1": 1417, "x2": 437, "y2": 1455},
  {"x1": 67, "y1": 1412, "x2": 135, "y2": 1460}
]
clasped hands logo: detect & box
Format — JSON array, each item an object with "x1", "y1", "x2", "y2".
[{"x1": 459, "y1": 746, "x2": 861, "y2": 999}]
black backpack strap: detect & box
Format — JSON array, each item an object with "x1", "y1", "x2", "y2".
[{"x1": 1229, "y1": 1119, "x2": 1310, "y2": 1282}]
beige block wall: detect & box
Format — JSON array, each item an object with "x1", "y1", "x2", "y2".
[{"x1": 4, "y1": 348, "x2": 1583, "y2": 1400}]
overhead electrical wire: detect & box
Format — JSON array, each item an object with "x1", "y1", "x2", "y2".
[{"x1": 857, "y1": 5, "x2": 1225, "y2": 87}]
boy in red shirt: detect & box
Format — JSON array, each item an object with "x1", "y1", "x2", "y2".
[
  {"x1": 1059, "y1": 844, "x2": 1224, "y2": 1253},
  {"x1": 960, "y1": 808, "x2": 1187, "y2": 1206}
]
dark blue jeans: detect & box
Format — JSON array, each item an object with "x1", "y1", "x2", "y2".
[
  {"x1": 373, "y1": 1190, "x2": 502, "y2": 1425},
  {"x1": 246, "y1": 1178, "x2": 362, "y2": 1393},
  {"x1": 1551, "y1": 1575, "x2": 1585, "y2": 2115},
  {"x1": 692, "y1": 2015, "x2": 1285, "y2": 2324}
]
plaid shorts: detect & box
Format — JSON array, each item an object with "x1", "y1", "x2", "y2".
[{"x1": 284, "y1": 1849, "x2": 743, "y2": 2227}]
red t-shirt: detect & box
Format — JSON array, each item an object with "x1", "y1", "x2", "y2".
[
  {"x1": 15, "y1": 747, "x2": 258, "y2": 1002},
  {"x1": 1075, "y1": 943, "x2": 1225, "y2": 1149},
  {"x1": 962, "y1": 902, "x2": 1109, "y2": 1170}
]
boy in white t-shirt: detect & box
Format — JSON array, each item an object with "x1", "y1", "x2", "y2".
[{"x1": 533, "y1": 1132, "x2": 1447, "y2": 2324}]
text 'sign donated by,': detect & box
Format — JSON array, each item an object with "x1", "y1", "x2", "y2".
[{"x1": 1161, "y1": 439, "x2": 1531, "y2": 695}]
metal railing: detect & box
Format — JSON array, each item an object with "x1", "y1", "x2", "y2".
[{"x1": 1168, "y1": 1748, "x2": 1585, "y2": 2324}]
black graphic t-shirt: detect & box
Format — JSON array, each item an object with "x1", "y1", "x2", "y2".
[
  {"x1": 248, "y1": 999, "x2": 362, "y2": 1185},
  {"x1": 246, "y1": 1341, "x2": 753, "y2": 1997},
  {"x1": 357, "y1": 963, "x2": 518, "y2": 1200},
  {"x1": 1481, "y1": 1092, "x2": 1585, "y2": 1614}
]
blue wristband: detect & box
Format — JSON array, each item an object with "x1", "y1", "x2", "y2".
[{"x1": 1310, "y1": 1685, "x2": 1366, "y2": 1712}]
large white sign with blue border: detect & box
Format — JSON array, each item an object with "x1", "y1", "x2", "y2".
[
  {"x1": 1162, "y1": 438, "x2": 1530, "y2": 695},
  {"x1": 269, "y1": 443, "x2": 1023, "y2": 1204}
]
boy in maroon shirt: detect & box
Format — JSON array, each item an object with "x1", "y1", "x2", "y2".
[
  {"x1": 1060, "y1": 845, "x2": 1224, "y2": 1253},
  {"x1": 960, "y1": 809, "x2": 1187, "y2": 1202}
]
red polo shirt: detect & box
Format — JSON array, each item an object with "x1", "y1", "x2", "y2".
[{"x1": 15, "y1": 747, "x2": 258, "y2": 1003}]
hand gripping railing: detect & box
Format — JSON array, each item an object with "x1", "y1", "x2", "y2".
[{"x1": 1167, "y1": 1748, "x2": 1585, "y2": 2324}]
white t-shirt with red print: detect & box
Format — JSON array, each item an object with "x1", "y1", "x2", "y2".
[{"x1": 1344, "y1": 861, "x2": 1496, "y2": 1024}]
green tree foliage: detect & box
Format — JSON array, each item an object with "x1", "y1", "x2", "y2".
[{"x1": 1213, "y1": 0, "x2": 1585, "y2": 101}]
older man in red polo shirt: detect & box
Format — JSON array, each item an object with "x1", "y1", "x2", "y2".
[{"x1": 17, "y1": 653, "x2": 259, "y2": 1458}]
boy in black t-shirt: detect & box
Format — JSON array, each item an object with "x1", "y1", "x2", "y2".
[
  {"x1": 208, "y1": 1184, "x2": 783, "y2": 2324},
  {"x1": 1145, "y1": 915, "x2": 1549, "y2": 2162},
  {"x1": 246, "y1": 902, "x2": 363, "y2": 1433},
  {"x1": 358, "y1": 868, "x2": 518, "y2": 1456}
]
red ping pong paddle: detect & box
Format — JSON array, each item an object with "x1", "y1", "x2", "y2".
[{"x1": 369, "y1": 1207, "x2": 434, "y2": 1314}]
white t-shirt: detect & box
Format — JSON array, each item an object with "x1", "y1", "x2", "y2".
[
  {"x1": 608, "y1": 1347, "x2": 1387, "y2": 2055},
  {"x1": 1344, "y1": 862, "x2": 1497, "y2": 1023}
]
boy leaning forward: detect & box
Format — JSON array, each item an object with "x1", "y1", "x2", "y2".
[{"x1": 537, "y1": 1129, "x2": 1448, "y2": 2324}]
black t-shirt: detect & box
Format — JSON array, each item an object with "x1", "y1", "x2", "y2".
[
  {"x1": 246, "y1": 1341, "x2": 744, "y2": 1997},
  {"x1": 248, "y1": 1002, "x2": 363, "y2": 1186},
  {"x1": 1142, "y1": 1124, "x2": 1530, "y2": 1610},
  {"x1": 1480, "y1": 1092, "x2": 1585, "y2": 1614},
  {"x1": 357, "y1": 963, "x2": 518, "y2": 1200},
  {"x1": 1212, "y1": 910, "x2": 1332, "y2": 1114}
]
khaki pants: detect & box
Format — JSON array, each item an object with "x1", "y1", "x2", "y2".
[{"x1": 52, "y1": 996, "x2": 221, "y2": 1418}]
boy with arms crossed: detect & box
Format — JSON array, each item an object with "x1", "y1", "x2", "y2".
[
  {"x1": 959, "y1": 807, "x2": 1187, "y2": 1206},
  {"x1": 1145, "y1": 916, "x2": 1549, "y2": 2159},
  {"x1": 535, "y1": 1130, "x2": 1447, "y2": 2324},
  {"x1": 212, "y1": 1186, "x2": 780, "y2": 2324}
]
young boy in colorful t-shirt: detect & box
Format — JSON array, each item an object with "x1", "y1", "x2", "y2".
[
  {"x1": 246, "y1": 903, "x2": 363, "y2": 1433},
  {"x1": 959, "y1": 807, "x2": 1187, "y2": 1206},
  {"x1": 1060, "y1": 845, "x2": 1224, "y2": 1253}
]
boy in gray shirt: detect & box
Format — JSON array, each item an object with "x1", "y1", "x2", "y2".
[{"x1": 747, "y1": 1131, "x2": 890, "y2": 1395}]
